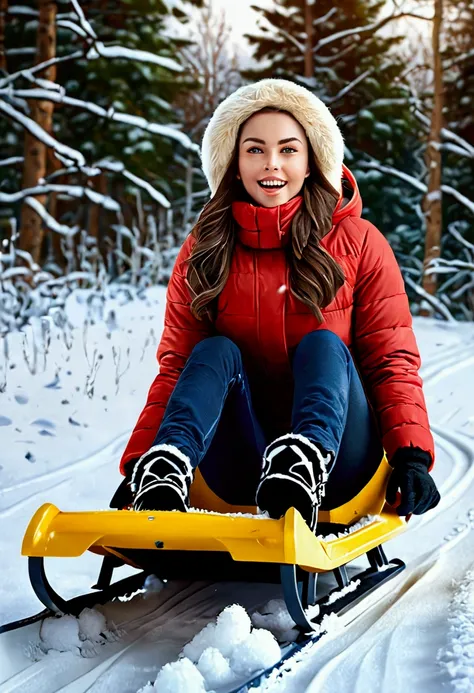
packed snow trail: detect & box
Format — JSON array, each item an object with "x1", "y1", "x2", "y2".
[{"x1": 1, "y1": 288, "x2": 474, "y2": 692}]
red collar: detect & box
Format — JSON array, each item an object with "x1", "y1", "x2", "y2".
[{"x1": 232, "y1": 195, "x2": 303, "y2": 250}]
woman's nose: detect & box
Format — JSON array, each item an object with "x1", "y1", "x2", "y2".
[{"x1": 265, "y1": 152, "x2": 281, "y2": 170}]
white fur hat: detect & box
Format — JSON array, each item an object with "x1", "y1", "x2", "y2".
[{"x1": 200, "y1": 78, "x2": 345, "y2": 196}]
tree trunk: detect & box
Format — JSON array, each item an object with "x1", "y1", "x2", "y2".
[
  {"x1": 19, "y1": 0, "x2": 57, "y2": 264},
  {"x1": 420, "y1": 0, "x2": 443, "y2": 315},
  {"x1": 0, "y1": 0, "x2": 7, "y2": 72},
  {"x1": 304, "y1": 0, "x2": 314, "y2": 78}
]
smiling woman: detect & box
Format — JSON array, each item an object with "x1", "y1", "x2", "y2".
[
  {"x1": 237, "y1": 111, "x2": 310, "y2": 205},
  {"x1": 121, "y1": 78, "x2": 438, "y2": 538}
]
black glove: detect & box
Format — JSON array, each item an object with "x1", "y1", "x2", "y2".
[{"x1": 386, "y1": 446, "x2": 440, "y2": 516}]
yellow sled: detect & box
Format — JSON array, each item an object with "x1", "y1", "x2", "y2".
[{"x1": 15, "y1": 454, "x2": 407, "y2": 633}]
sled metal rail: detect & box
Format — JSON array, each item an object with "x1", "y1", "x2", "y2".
[{"x1": 22, "y1": 503, "x2": 406, "y2": 572}]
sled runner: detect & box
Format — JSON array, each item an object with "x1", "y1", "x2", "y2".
[{"x1": 1, "y1": 453, "x2": 406, "y2": 636}]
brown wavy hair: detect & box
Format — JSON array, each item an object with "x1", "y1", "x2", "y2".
[{"x1": 185, "y1": 107, "x2": 345, "y2": 323}]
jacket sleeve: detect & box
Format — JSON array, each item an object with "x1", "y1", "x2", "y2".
[
  {"x1": 119, "y1": 235, "x2": 213, "y2": 474},
  {"x1": 352, "y1": 220, "x2": 435, "y2": 469}
]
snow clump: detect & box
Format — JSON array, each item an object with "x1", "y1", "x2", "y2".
[
  {"x1": 153, "y1": 658, "x2": 206, "y2": 692},
  {"x1": 40, "y1": 614, "x2": 82, "y2": 653},
  {"x1": 230, "y1": 628, "x2": 281, "y2": 677},
  {"x1": 215, "y1": 604, "x2": 252, "y2": 657},
  {"x1": 38, "y1": 607, "x2": 115, "y2": 657},
  {"x1": 196, "y1": 647, "x2": 235, "y2": 687},
  {"x1": 182, "y1": 621, "x2": 218, "y2": 662},
  {"x1": 78, "y1": 607, "x2": 108, "y2": 643},
  {"x1": 183, "y1": 604, "x2": 251, "y2": 661}
]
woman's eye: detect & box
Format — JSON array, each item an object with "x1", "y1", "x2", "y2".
[{"x1": 247, "y1": 147, "x2": 297, "y2": 153}]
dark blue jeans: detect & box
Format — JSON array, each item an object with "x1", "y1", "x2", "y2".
[{"x1": 153, "y1": 330, "x2": 384, "y2": 508}]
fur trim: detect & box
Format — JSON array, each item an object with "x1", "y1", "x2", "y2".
[{"x1": 201, "y1": 78, "x2": 345, "y2": 196}]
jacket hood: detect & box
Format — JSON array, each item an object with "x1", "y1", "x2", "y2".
[
  {"x1": 232, "y1": 164, "x2": 362, "y2": 250},
  {"x1": 201, "y1": 78, "x2": 345, "y2": 197}
]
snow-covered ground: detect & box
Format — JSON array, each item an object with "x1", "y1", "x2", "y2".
[{"x1": 1, "y1": 286, "x2": 474, "y2": 692}]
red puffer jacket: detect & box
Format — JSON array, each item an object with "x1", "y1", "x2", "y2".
[{"x1": 120, "y1": 166, "x2": 434, "y2": 473}]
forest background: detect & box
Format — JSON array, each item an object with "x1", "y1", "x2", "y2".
[{"x1": 1, "y1": 0, "x2": 473, "y2": 334}]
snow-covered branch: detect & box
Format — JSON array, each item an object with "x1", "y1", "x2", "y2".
[
  {"x1": 256, "y1": 16, "x2": 305, "y2": 55},
  {"x1": 443, "y1": 48, "x2": 474, "y2": 70},
  {"x1": 326, "y1": 68, "x2": 375, "y2": 105},
  {"x1": 358, "y1": 161, "x2": 474, "y2": 214},
  {"x1": 6, "y1": 5, "x2": 38, "y2": 16},
  {"x1": 314, "y1": 12, "x2": 433, "y2": 53},
  {"x1": 314, "y1": 7, "x2": 337, "y2": 26},
  {"x1": 0, "y1": 99, "x2": 85, "y2": 166},
  {"x1": 415, "y1": 110, "x2": 474, "y2": 158},
  {"x1": 24, "y1": 197, "x2": 81, "y2": 237},
  {"x1": 0, "y1": 156, "x2": 24, "y2": 167},
  {"x1": 441, "y1": 142, "x2": 474, "y2": 159},
  {"x1": 314, "y1": 43, "x2": 357, "y2": 66},
  {"x1": 448, "y1": 224, "x2": 474, "y2": 252},
  {"x1": 70, "y1": 0, "x2": 97, "y2": 40},
  {"x1": 425, "y1": 258, "x2": 474, "y2": 275},
  {"x1": 94, "y1": 159, "x2": 170, "y2": 207},
  {"x1": 441, "y1": 186, "x2": 474, "y2": 215},
  {"x1": 87, "y1": 42, "x2": 184, "y2": 73},
  {"x1": 55, "y1": 18, "x2": 89, "y2": 39},
  {"x1": 0, "y1": 50, "x2": 84, "y2": 88},
  {"x1": 0, "y1": 184, "x2": 120, "y2": 210},
  {"x1": 6, "y1": 88, "x2": 198, "y2": 152},
  {"x1": 122, "y1": 170, "x2": 170, "y2": 208},
  {"x1": 404, "y1": 274, "x2": 456, "y2": 321},
  {"x1": 358, "y1": 161, "x2": 427, "y2": 193}
]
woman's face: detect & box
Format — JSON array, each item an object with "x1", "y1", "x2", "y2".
[{"x1": 237, "y1": 111, "x2": 310, "y2": 207}]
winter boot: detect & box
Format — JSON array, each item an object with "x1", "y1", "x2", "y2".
[
  {"x1": 131, "y1": 444, "x2": 193, "y2": 512},
  {"x1": 256, "y1": 433, "x2": 334, "y2": 532}
]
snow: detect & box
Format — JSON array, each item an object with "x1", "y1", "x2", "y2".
[
  {"x1": 230, "y1": 628, "x2": 281, "y2": 676},
  {"x1": 183, "y1": 604, "x2": 251, "y2": 662},
  {"x1": 40, "y1": 614, "x2": 83, "y2": 653},
  {"x1": 437, "y1": 564, "x2": 474, "y2": 690},
  {"x1": 317, "y1": 514, "x2": 380, "y2": 542},
  {"x1": 216, "y1": 604, "x2": 253, "y2": 657},
  {"x1": 1, "y1": 288, "x2": 474, "y2": 692},
  {"x1": 324, "y1": 579, "x2": 361, "y2": 606},
  {"x1": 183, "y1": 622, "x2": 220, "y2": 662},
  {"x1": 196, "y1": 647, "x2": 235, "y2": 687},
  {"x1": 153, "y1": 604, "x2": 279, "y2": 690},
  {"x1": 38, "y1": 607, "x2": 114, "y2": 657},
  {"x1": 77, "y1": 608, "x2": 108, "y2": 643},
  {"x1": 153, "y1": 658, "x2": 206, "y2": 692}
]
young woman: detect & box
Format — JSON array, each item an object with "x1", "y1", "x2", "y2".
[{"x1": 119, "y1": 79, "x2": 440, "y2": 531}]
